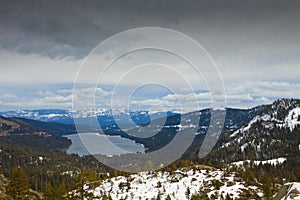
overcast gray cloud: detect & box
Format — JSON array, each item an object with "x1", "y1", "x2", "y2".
[
  {"x1": 0, "y1": 0, "x2": 299, "y2": 111},
  {"x1": 1, "y1": 0, "x2": 299, "y2": 59}
]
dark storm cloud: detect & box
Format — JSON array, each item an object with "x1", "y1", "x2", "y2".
[
  {"x1": 0, "y1": 0, "x2": 181, "y2": 59},
  {"x1": 0, "y1": 0, "x2": 299, "y2": 59},
  {"x1": 0, "y1": 0, "x2": 300, "y2": 110}
]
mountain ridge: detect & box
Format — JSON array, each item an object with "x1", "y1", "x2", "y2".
[
  {"x1": 0, "y1": 116, "x2": 71, "y2": 151},
  {"x1": 1, "y1": 98, "x2": 300, "y2": 199}
]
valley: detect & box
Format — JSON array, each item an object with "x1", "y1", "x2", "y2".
[{"x1": 0, "y1": 98, "x2": 300, "y2": 199}]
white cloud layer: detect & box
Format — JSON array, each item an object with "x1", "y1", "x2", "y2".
[{"x1": 0, "y1": 81, "x2": 299, "y2": 112}]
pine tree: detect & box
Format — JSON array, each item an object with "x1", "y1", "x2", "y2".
[
  {"x1": 190, "y1": 190, "x2": 210, "y2": 200},
  {"x1": 58, "y1": 182, "x2": 67, "y2": 199},
  {"x1": 44, "y1": 182, "x2": 67, "y2": 200},
  {"x1": 155, "y1": 193, "x2": 161, "y2": 200},
  {"x1": 44, "y1": 183, "x2": 54, "y2": 200},
  {"x1": 262, "y1": 173, "x2": 272, "y2": 199},
  {"x1": 185, "y1": 187, "x2": 190, "y2": 199},
  {"x1": 190, "y1": 193, "x2": 201, "y2": 200},
  {"x1": 244, "y1": 168, "x2": 256, "y2": 185},
  {"x1": 69, "y1": 169, "x2": 100, "y2": 200},
  {"x1": 199, "y1": 190, "x2": 209, "y2": 200},
  {"x1": 0, "y1": 173, "x2": 8, "y2": 200},
  {"x1": 165, "y1": 194, "x2": 171, "y2": 200},
  {"x1": 225, "y1": 193, "x2": 232, "y2": 200},
  {"x1": 6, "y1": 167, "x2": 30, "y2": 200}
]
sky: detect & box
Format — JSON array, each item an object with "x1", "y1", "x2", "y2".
[{"x1": 0, "y1": 0, "x2": 300, "y2": 112}]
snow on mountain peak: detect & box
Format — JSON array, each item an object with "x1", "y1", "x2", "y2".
[
  {"x1": 230, "y1": 102, "x2": 300, "y2": 138},
  {"x1": 230, "y1": 115, "x2": 270, "y2": 138},
  {"x1": 285, "y1": 107, "x2": 300, "y2": 131}
]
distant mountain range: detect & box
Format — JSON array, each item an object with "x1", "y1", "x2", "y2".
[
  {"x1": 1, "y1": 99, "x2": 300, "y2": 157},
  {"x1": 0, "y1": 105, "x2": 265, "y2": 149},
  {"x1": 0, "y1": 106, "x2": 262, "y2": 152},
  {"x1": 0, "y1": 109, "x2": 179, "y2": 128}
]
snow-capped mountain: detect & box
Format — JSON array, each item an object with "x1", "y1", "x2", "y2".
[
  {"x1": 204, "y1": 98, "x2": 300, "y2": 172},
  {"x1": 0, "y1": 109, "x2": 74, "y2": 124},
  {"x1": 0, "y1": 109, "x2": 179, "y2": 127}
]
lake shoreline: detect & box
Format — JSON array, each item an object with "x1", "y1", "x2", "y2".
[{"x1": 64, "y1": 132, "x2": 145, "y2": 157}]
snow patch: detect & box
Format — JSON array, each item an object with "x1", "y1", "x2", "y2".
[
  {"x1": 231, "y1": 157, "x2": 287, "y2": 167},
  {"x1": 285, "y1": 107, "x2": 300, "y2": 131}
]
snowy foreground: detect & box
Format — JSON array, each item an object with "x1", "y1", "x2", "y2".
[
  {"x1": 76, "y1": 165, "x2": 300, "y2": 200},
  {"x1": 86, "y1": 166, "x2": 262, "y2": 200}
]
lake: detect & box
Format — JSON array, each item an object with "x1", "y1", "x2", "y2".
[{"x1": 64, "y1": 133, "x2": 145, "y2": 156}]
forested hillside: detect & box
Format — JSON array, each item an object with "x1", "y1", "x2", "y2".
[{"x1": 0, "y1": 99, "x2": 300, "y2": 199}]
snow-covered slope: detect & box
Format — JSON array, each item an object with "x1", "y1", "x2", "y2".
[
  {"x1": 84, "y1": 166, "x2": 261, "y2": 200},
  {"x1": 209, "y1": 99, "x2": 300, "y2": 167},
  {"x1": 285, "y1": 107, "x2": 300, "y2": 131},
  {"x1": 229, "y1": 99, "x2": 300, "y2": 137}
]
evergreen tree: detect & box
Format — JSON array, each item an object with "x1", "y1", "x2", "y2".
[
  {"x1": 0, "y1": 173, "x2": 8, "y2": 200},
  {"x1": 44, "y1": 182, "x2": 67, "y2": 200},
  {"x1": 225, "y1": 193, "x2": 232, "y2": 200},
  {"x1": 190, "y1": 193, "x2": 201, "y2": 200},
  {"x1": 69, "y1": 169, "x2": 100, "y2": 200},
  {"x1": 244, "y1": 168, "x2": 256, "y2": 186},
  {"x1": 155, "y1": 193, "x2": 161, "y2": 200},
  {"x1": 6, "y1": 167, "x2": 30, "y2": 200},
  {"x1": 199, "y1": 190, "x2": 209, "y2": 200},
  {"x1": 44, "y1": 183, "x2": 53, "y2": 199},
  {"x1": 262, "y1": 173, "x2": 272, "y2": 199},
  {"x1": 190, "y1": 187, "x2": 210, "y2": 200},
  {"x1": 185, "y1": 187, "x2": 190, "y2": 199},
  {"x1": 165, "y1": 194, "x2": 171, "y2": 200}
]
